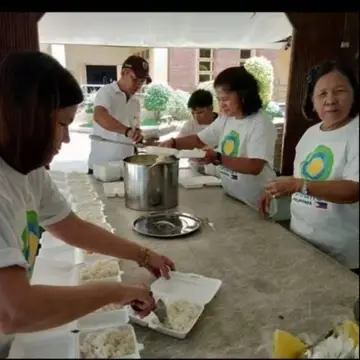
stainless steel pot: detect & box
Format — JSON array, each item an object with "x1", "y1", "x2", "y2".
[{"x1": 123, "y1": 154, "x2": 179, "y2": 211}]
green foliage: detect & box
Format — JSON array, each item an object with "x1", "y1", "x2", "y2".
[
  {"x1": 84, "y1": 90, "x2": 97, "y2": 114},
  {"x1": 244, "y1": 56, "x2": 274, "y2": 107},
  {"x1": 143, "y1": 84, "x2": 172, "y2": 112},
  {"x1": 166, "y1": 89, "x2": 192, "y2": 120},
  {"x1": 264, "y1": 101, "x2": 283, "y2": 119}
]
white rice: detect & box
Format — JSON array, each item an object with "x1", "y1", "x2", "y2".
[
  {"x1": 80, "y1": 326, "x2": 136, "y2": 358},
  {"x1": 96, "y1": 303, "x2": 123, "y2": 313},
  {"x1": 79, "y1": 260, "x2": 119, "y2": 281},
  {"x1": 161, "y1": 300, "x2": 202, "y2": 333}
]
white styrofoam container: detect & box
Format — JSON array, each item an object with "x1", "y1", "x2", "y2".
[
  {"x1": 76, "y1": 248, "x2": 116, "y2": 265},
  {"x1": 77, "y1": 259, "x2": 123, "y2": 285},
  {"x1": 31, "y1": 257, "x2": 77, "y2": 287},
  {"x1": 179, "y1": 175, "x2": 222, "y2": 189},
  {"x1": 177, "y1": 149, "x2": 206, "y2": 159},
  {"x1": 103, "y1": 182, "x2": 125, "y2": 198},
  {"x1": 8, "y1": 310, "x2": 141, "y2": 358},
  {"x1": 93, "y1": 162, "x2": 123, "y2": 182},
  {"x1": 40, "y1": 232, "x2": 72, "y2": 250},
  {"x1": 77, "y1": 324, "x2": 143, "y2": 359},
  {"x1": 8, "y1": 331, "x2": 77, "y2": 358},
  {"x1": 38, "y1": 244, "x2": 76, "y2": 265},
  {"x1": 128, "y1": 271, "x2": 222, "y2": 339}
]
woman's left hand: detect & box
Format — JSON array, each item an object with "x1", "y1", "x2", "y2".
[
  {"x1": 143, "y1": 250, "x2": 176, "y2": 279},
  {"x1": 264, "y1": 176, "x2": 302, "y2": 198}
]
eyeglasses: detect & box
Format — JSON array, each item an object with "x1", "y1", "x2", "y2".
[{"x1": 130, "y1": 72, "x2": 146, "y2": 86}]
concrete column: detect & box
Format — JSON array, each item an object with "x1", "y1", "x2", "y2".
[
  {"x1": 149, "y1": 48, "x2": 169, "y2": 84},
  {"x1": 50, "y1": 44, "x2": 66, "y2": 68}
]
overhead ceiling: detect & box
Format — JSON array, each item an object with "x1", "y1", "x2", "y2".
[{"x1": 39, "y1": 12, "x2": 293, "y2": 49}]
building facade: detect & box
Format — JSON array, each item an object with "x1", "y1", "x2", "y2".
[{"x1": 40, "y1": 44, "x2": 290, "y2": 103}]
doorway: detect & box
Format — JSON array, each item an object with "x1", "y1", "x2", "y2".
[{"x1": 85, "y1": 65, "x2": 117, "y2": 93}]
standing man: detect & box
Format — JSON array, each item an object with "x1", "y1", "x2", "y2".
[{"x1": 88, "y1": 55, "x2": 152, "y2": 174}]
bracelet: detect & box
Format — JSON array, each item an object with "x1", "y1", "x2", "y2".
[
  {"x1": 125, "y1": 127, "x2": 131, "y2": 138},
  {"x1": 137, "y1": 247, "x2": 150, "y2": 267}
]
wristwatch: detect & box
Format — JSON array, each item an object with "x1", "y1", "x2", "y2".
[
  {"x1": 300, "y1": 180, "x2": 308, "y2": 195},
  {"x1": 213, "y1": 152, "x2": 222, "y2": 165}
]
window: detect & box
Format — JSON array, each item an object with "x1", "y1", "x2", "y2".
[
  {"x1": 239, "y1": 49, "x2": 256, "y2": 66},
  {"x1": 198, "y1": 48, "x2": 214, "y2": 84}
]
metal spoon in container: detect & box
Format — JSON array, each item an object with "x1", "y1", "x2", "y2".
[
  {"x1": 148, "y1": 155, "x2": 168, "y2": 171},
  {"x1": 130, "y1": 298, "x2": 168, "y2": 325},
  {"x1": 153, "y1": 299, "x2": 168, "y2": 325}
]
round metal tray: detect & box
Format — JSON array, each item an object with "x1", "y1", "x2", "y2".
[{"x1": 132, "y1": 212, "x2": 202, "y2": 239}]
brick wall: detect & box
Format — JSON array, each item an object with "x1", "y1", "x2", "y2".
[
  {"x1": 168, "y1": 48, "x2": 197, "y2": 92},
  {"x1": 213, "y1": 49, "x2": 240, "y2": 76}
]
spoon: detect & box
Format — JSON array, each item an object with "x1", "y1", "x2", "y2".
[{"x1": 148, "y1": 155, "x2": 168, "y2": 171}]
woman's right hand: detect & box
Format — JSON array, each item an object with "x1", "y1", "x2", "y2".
[
  {"x1": 258, "y1": 192, "x2": 272, "y2": 217},
  {"x1": 119, "y1": 283, "x2": 156, "y2": 318}
]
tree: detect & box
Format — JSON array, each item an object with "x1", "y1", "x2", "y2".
[{"x1": 143, "y1": 84, "x2": 172, "y2": 122}]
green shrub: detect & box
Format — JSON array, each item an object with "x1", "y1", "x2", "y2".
[
  {"x1": 143, "y1": 83, "x2": 172, "y2": 122},
  {"x1": 166, "y1": 89, "x2": 192, "y2": 120},
  {"x1": 244, "y1": 56, "x2": 274, "y2": 107}
]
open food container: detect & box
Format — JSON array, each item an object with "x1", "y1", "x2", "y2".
[
  {"x1": 76, "y1": 247, "x2": 117, "y2": 264},
  {"x1": 128, "y1": 271, "x2": 222, "y2": 339},
  {"x1": 8, "y1": 310, "x2": 143, "y2": 358},
  {"x1": 77, "y1": 259, "x2": 123, "y2": 285}
]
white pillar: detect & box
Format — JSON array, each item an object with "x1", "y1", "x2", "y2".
[
  {"x1": 150, "y1": 48, "x2": 168, "y2": 84},
  {"x1": 50, "y1": 44, "x2": 66, "y2": 68}
]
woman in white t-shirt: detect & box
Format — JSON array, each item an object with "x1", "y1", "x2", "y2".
[
  {"x1": 0, "y1": 52, "x2": 175, "y2": 354},
  {"x1": 259, "y1": 61, "x2": 359, "y2": 273},
  {"x1": 158, "y1": 66, "x2": 277, "y2": 210}
]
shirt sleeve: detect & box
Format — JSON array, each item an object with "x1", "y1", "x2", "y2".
[
  {"x1": 343, "y1": 127, "x2": 359, "y2": 182},
  {"x1": 0, "y1": 195, "x2": 28, "y2": 270},
  {"x1": 37, "y1": 169, "x2": 72, "y2": 227},
  {"x1": 247, "y1": 115, "x2": 277, "y2": 165},
  {"x1": 197, "y1": 115, "x2": 225, "y2": 148},
  {"x1": 94, "y1": 86, "x2": 111, "y2": 111}
]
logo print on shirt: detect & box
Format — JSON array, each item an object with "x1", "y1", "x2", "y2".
[
  {"x1": 300, "y1": 145, "x2": 334, "y2": 180},
  {"x1": 221, "y1": 130, "x2": 240, "y2": 156},
  {"x1": 21, "y1": 210, "x2": 40, "y2": 278}
]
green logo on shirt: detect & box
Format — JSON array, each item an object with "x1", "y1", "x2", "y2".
[
  {"x1": 21, "y1": 210, "x2": 40, "y2": 278},
  {"x1": 300, "y1": 145, "x2": 334, "y2": 180},
  {"x1": 221, "y1": 130, "x2": 240, "y2": 156}
]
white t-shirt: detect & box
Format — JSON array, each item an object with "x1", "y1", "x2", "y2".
[
  {"x1": 88, "y1": 82, "x2": 141, "y2": 168},
  {"x1": 178, "y1": 119, "x2": 209, "y2": 137},
  {"x1": 0, "y1": 157, "x2": 71, "y2": 354},
  {"x1": 290, "y1": 116, "x2": 359, "y2": 269},
  {"x1": 198, "y1": 111, "x2": 277, "y2": 209}
]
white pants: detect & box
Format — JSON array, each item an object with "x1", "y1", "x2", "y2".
[{"x1": 88, "y1": 139, "x2": 135, "y2": 169}]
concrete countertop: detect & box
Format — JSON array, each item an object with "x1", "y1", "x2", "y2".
[{"x1": 93, "y1": 175, "x2": 359, "y2": 358}]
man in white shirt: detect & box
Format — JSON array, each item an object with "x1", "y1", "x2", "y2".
[
  {"x1": 88, "y1": 55, "x2": 152, "y2": 174},
  {"x1": 178, "y1": 89, "x2": 218, "y2": 137}
]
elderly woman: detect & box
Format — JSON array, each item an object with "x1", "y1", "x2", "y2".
[
  {"x1": 158, "y1": 66, "x2": 277, "y2": 210},
  {"x1": 259, "y1": 61, "x2": 359, "y2": 273},
  {"x1": 0, "y1": 52, "x2": 175, "y2": 356}
]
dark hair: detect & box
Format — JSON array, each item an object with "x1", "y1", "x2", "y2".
[
  {"x1": 187, "y1": 89, "x2": 213, "y2": 109},
  {"x1": 213, "y1": 66, "x2": 262, "y2": 116},
  {"x1": 0, "y1": 51, "x2": 83, "y2": 174},
  {"x1": 302, "y1": 60, "x2": 359, "y2": 121}
]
